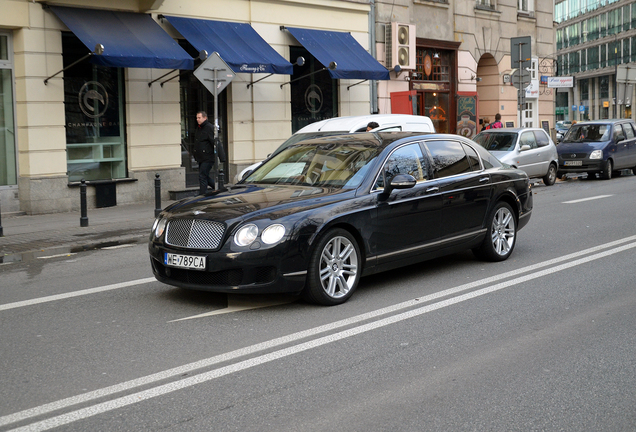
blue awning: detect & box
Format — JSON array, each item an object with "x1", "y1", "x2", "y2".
[
  {"x1": 285, "y1": 27, "x2": 390, "y2": 81},
  {"x1": 50, "y1": 6, "x2": 193, "y2": 70},
  {"x1": 165, "y1": 16, "x2": 293, "y2": 75}
]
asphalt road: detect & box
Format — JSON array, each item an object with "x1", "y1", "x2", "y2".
[{"x1": 1, "y1": 175, "x2": 636, "y2": 431}]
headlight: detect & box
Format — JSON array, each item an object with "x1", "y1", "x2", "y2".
[
  {"x1": 261, "y1": 224, "x2": 286, "y2": 245},
  {"x1": 590, "y1": 150, "x2": 603, "y2": 159},
  {"x1": 155, "y1": 218, "x2": 168, "y2": 238},
  {"x1": 234, "y1": 224, "x2": 259, "y2": 247}
]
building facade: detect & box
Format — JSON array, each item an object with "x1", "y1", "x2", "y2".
[
  {"x1": 0, "y1": 0, "x2": 384, "y2": 214},
  {"x1": 555, "y1": 0, "x2": 636, "y2": 122},
  {"x1": 375, "y1": 0, "x2": 555, "y2": 135},
  {"x1": 0, "y1": 0, "x2": 556, "y2": 215}
]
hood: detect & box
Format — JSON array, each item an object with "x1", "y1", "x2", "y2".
[
  {"x1": 557, "y1": 140, "x2": 607, "y2": 153},
  {"x1": 164, "y1": 184, "x2": 354, "y2": 224}
]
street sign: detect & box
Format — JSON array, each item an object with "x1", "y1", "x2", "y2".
[
  {"x1": 511, "y1": 36, "x2": 531, "y2": 70},
  {"x1": 511, "y1": 69, "x2": 531, "y2": 89},
  {"x1": 193, "y1": 52, "x2": 236, "y2": 95}
]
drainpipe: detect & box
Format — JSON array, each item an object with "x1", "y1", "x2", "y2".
[{"x1": 369, "y1": 0, "x2": 379, "y2": 114}]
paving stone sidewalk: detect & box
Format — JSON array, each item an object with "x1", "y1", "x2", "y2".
[{"x1": 0, "y1": 201, "x2": 173, "y2": 257}]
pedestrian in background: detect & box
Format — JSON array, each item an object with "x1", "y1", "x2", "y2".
[
  {"x1": 481, "y1": 118, "x2": 490, "y2": 131},
  {"x1": 194, "y1": 111, "x2": 226, "y2": 195},
  {"x1": 490, "y1": 113, "x2": 503, "y2": 129},
  {"x1": 366, "y1": 121, "x2": 380, "y2": 131}
]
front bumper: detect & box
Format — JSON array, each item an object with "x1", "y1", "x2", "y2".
[
  {"x1": 148, "y1": 240, "x2": 308, "y2": 295},
  {"x1": 557, "y1": 156, "x2": 604, "y2": 173}
]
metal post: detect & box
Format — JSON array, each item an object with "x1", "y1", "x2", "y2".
[
  {"x1": 80, "y1": 179, "x2": 89, "y2": 227},
  {"x1": 0, "y1": 198, "x2": 4, "y2": 237},
  {"x1": 154, "y1": 174, "x2": 162, "y2": 217}
]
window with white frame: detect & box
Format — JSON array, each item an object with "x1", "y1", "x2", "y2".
[
  {"x1": 530, "y1": 58, "x2": 538, "y2": 80},
  {"x1": 519, "y1": 0, "x2": 534, "y2": 13},
  {"x1": 477, "y1": 0, "x2": 495, "y2": 9},
  {"x1": 524, "y1": 101, "x2": 535, "y2": 127}
]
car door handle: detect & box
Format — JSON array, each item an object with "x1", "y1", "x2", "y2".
[
  {"x1": 425, "y1": 186, "x2": 439, "y2": 193},
  {"x1": 479, "y1": 177, "x2": 490, "y2": 183}
]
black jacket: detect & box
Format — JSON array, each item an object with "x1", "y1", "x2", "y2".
[{"x1": 194, "y1": 120, "x2": 226, "y2": 164}]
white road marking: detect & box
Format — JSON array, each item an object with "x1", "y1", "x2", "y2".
[
  {"x1": 36, "y1": 253, "x2": 77, "y2": 260},
  {"x1": 0, "y1": 278, "x2": 155, "y2": 312},
  {"x1": 101, "y1": 244, "x2": 136, "y2": 250},
  {"x1": 563, "y1": 194, "x2": 613, "y2": 204},
  {"x1": 3, "y1": 236, "x2": 636, "y2": 430}
]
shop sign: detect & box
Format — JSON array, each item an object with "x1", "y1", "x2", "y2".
[{"x1": 548, "y1": 77, "x2": 574, "y2": 88}]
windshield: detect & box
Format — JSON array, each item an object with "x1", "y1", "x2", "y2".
[
  {"x1": 562, "y1": 124, "x2": 610, "y2": 143},
  {"x1": 473, "y1": 132, "x2": 518, "y2": 151},
  {"x1": 244, "y1": 141, "x2": 380, "y2": 188}
]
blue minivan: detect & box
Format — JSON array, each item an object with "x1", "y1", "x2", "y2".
[{"x1": 557, "y1": 119, "x2": 636, "y2": 180}]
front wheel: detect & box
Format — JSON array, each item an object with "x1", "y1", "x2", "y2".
[
  {"x1": 302, "y1": 228, "x2": 361, "y2": 305},
  {"x1": 543, "y1": 164, "x2": 557, "y2": 186},
  {"x1": 473, "y1": 202, "x2": 517, "y2": 262},
  {"x1": 600, "y1": 159, "x2": 613, "y2": 180}
]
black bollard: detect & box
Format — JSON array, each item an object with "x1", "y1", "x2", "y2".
[
  {"x1": 0, "y1": 198, "x2": 4, "y2": 237},
  {"x1": 154, "y1": 173, "x2": 161, "y2": 217},
  {"x1": 218, "y1": 169, "x2": 225, "y2": 190},
  {"x1": 80, "y1": 179, "x2": 89, "y2": 227}
]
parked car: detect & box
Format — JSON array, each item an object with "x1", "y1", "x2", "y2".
[
  {"x1": 557, "y1": 119, "x2": 636, "y2": 179},
  {"x1": 150, "y1": 132, "x2": 533, "y2": 305},
  {"x1": 235, "y1": 114, "x2": 435, "y2": 182},
  {"x1": 555, "y1": 120, "x2": 572, "y2": 143},
  {"x1": 472, "y1": 127, "x2": 559, "y2": 185}
]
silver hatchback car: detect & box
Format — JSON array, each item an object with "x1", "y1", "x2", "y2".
[{"x1": 473, "y1": 127, "x2": 559, "y2": 186}]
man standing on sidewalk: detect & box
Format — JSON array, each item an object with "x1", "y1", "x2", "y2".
[{"x1": 194, "y1": 111, "x2": 226, "y2": 195}]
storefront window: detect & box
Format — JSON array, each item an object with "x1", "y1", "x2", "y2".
[
  {"x1": 290, "y1": 46, "x2": 338, "y2": 133},
  {"x1": 412, "y1": 48, "x2": 452, "y2": 133},
  {"x1": 0, "y1": 34, "x2": 17, "y2": 186},
  {"x1": 62, "y1": 33, "x2": 126, "y2": 182}
]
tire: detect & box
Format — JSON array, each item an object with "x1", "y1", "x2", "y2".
[
  {"x1": 473, "y1": 201, "x2": 517, "y2": 262},
  {"x1": 543, "y1": 164, "x2": 557, "y2": 186},
  {"x1": 302, "y1": 228, "x2": 361, "y2": 305},
  {"x1": 600, "y1": 159, "x2": 613, "y2": 180}
]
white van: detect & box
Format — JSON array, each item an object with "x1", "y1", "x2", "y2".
[{"x1": 237, "y1": 114, "x2": 435, "y2": 182}]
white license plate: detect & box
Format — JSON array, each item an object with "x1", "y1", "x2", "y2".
[
  {"x1": 564, "y1": 160, "x2": 582, "y2": 166},
  {"x1": 164, "y1": 253, "x2": 206, "y2": 270}
]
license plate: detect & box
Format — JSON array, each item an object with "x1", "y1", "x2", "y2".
[
  {"x1": 164, "y1": 252, "x2": 206, "y2": 270},
  {"x1": 564, "y1": 160, "x2": 582, "y2": 166}
]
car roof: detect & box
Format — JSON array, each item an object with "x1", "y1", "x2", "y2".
[
  {"x1": 477, "y1": 127, "x2": 544, "y2": 133},
  {"x1": 571, "y1": 119, "x2": 631, "y2": 125},
  {"x1": 296, "y1": 114, "x2": 435, "y2": 133}
]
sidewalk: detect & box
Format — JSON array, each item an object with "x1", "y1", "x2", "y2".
[{"x1": 0, "y1": 201, "x2": 173, "y2": 259}]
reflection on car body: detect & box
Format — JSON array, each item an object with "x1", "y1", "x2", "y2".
[{"x1": 149, "y1": 132, "x2": 533, "y2": 305}]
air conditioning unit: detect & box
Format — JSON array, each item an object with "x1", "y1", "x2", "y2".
[{"x1": 386, "y1": 22, "x2": 416, "y2": 70}]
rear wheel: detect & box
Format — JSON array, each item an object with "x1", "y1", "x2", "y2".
[
  {"x1": 543, "y1": 164, "x2": 557, "y2": 186},
  {"x1": 302, "y1": 228, "x2": 361, "y2": 305},
  {"x1": 600, "y1": 159, "x2": 613, "y2": 180},
  {"x1": 473, "y1": 202, "x2": 517, "y2": 262}
]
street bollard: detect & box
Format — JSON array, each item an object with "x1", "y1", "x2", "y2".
[
  {"x1": 154, "y1": 173, "x2": 161, "y2": 217},
  {"x1": 80, "y1": 179, "x2": 89, "y2": 227},
  {"x1": 0, "y1": 198, "x2": 4, "y2": 237},
  {"x1": 218, "y1": 170, "x2": 225, "y2": 190}
]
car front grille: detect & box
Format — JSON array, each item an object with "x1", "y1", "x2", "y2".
[
  {"x1": 165, "y1": 219, "x2": 225, "y2": 250},
  {"x1": 560, "y1": 152, "x2": 588, "y2": 160}
]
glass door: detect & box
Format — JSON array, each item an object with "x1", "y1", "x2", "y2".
[{"x1": 0, "y1": 33, "x2": 17, "y2": 186}]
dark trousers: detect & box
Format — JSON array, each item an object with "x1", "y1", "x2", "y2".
[{"x1": 198, "y1": 160, "x2": 215, "y2": 195}]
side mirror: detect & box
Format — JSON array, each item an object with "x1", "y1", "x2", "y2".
[
  {"x1": 520, "y1": 144, "x2": 531, "y2": 151},
  {"x1": 390, "y1": 173, "x2": 417, "y2": 189}
]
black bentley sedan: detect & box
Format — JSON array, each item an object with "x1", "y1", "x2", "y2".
[{"x1": 149, "y1": 132, "x2": 533, "y2": 305}]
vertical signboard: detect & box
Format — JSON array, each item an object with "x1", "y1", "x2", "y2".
[{"x1": 456, "y1": 92, "x2": 478, "y2": 138}]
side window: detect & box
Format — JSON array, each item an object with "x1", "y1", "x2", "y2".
[
  {"x1": 462, "y1": 143, "x2": 482, "y2": 171},
  {"x1": 425, "y1": 140, "x2": 472, "y2": 179},
  {"x1": 374, "y1": 143, "x2": 428, "y2": 189},
  {"x1": 614, "y1": 124, "x2": 626, "y2": 141},
  {"x1": 534, "y1": 130, "x2": 550, "y2": 147},
  {"x1": 623, "y1": 123, "x2": 635, "y2": 139},
  {"x1": 519, "y1": 131, "x2": 538, "y2": 149}
]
